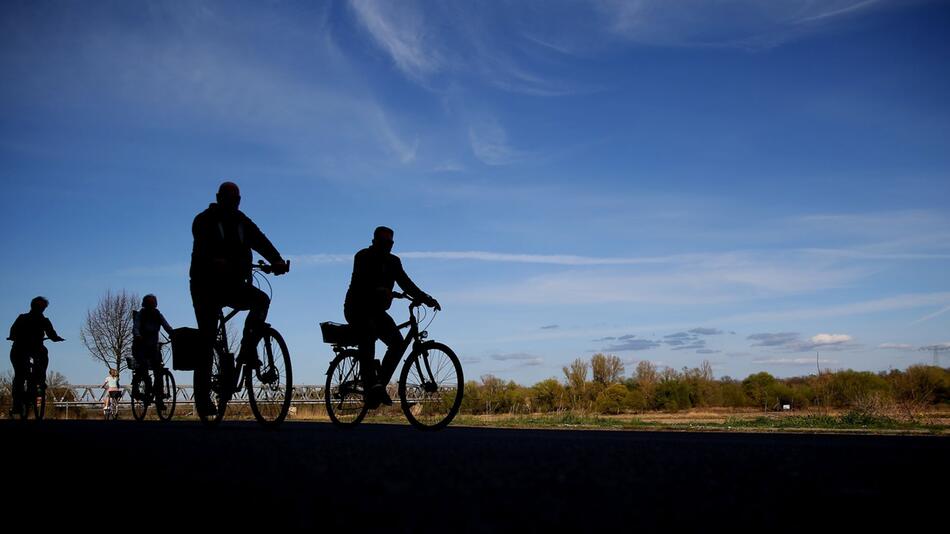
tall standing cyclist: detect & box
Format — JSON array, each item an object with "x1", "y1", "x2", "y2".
[
  {"x1": 8, "y1": 296, "x2": 64, "y2": 417},
  {"x1": 344, "y1": 226, "x2": 440, "y2": 409},
  {"x1": 189, "y1": 182, "x2": 289, "y2": 416}
]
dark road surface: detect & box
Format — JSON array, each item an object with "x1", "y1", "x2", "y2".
[{"x1": 3, "y1": 420, "x2": 946, "y2": 531}]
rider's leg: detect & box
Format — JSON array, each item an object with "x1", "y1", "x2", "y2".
[
  {"x1": 344, "y1": 307, "x2": 377, "y2": 391},
  {"x1": 228, "y1": 285, "x2": 270, "y2": 362},
  {"x1": 191, "y1": 286, "x2": 220, "y2": 412},
  {"x1": 375, "y1": 312, "x2": 404, "y2": 386},
  {"x1": 9, "y1": 348, "x2": 28, "y2": 414},
  {"x1": 34, "y1": 346, "x2": 49, "y2": 392},
  {"x1": 33, "y1": 347, "x2": 49, "y2": 405}
]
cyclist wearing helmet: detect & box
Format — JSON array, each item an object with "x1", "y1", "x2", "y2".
[
  {"x1": 132, "y1": 294, "x2": 174, "y2": 409},
  {"x1": 7, "y1": 296, "x2": 64, "y2": 416},
  {"x1": 189, "y1": 182, "x2": 289, "y2": 415},
  {"x1": 344, "y1": 226, "x2": 440, "y2": 408}
]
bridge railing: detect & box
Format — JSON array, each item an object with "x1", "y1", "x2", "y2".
[{"x1": 1, "y1": 383, "x2": 452, "y2": 410}]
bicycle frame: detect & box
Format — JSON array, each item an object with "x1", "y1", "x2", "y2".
[
  {"x1": 214, "y1": 308, "x2": 280, "y2": 396},
  {"x1": 364, "y1": 296, "x2": 438, "y2": 387}
]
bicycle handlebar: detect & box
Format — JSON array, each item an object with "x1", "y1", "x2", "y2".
[
  {"x1": 392, "y1": 291, "x2": 439, "y2": 310},
  {"x1": 254, "y1": 259, "x2": 290, "y2": 275}
]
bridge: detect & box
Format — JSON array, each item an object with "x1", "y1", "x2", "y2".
[{"x1": 1, "y1": 384, "x2": 330, "y2": 416}]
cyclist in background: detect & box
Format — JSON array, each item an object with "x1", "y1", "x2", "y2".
[
  {"x1": 344, "y1": 226, "x2": 440, "y2": 408},
  {"x1": 132, "y1": 294, "x2": 174, "y2": 410},
  {"x1": 8, "y1": 296, "x2": 64, "y2": 417},
  {"x1": 102, "y1": 368, "x2": 121, "y2": 413},
  {"x1": 189, "y1": 182, "x2": 289, "y2": 414}
]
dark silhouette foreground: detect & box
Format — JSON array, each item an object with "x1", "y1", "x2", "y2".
[{"x1": 3, "y1": 421, "x2": 945, "y2": 530}]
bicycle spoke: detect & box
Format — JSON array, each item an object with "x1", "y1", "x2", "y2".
[{"x1": 399, "y1": 344, "x2": 463, "y2": 430}]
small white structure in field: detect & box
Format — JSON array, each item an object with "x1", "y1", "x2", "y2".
[{"x1": 782, "y1": 404, "x2": 791, "y2": 411}]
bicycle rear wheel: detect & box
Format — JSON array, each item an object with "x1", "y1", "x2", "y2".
[
  {"x1": 131, "y1": 373, "x2": 150, "y2": 421},
  {"x1": 325, "y1": 350, "x2": 368, "y2": 427},
  {"x1": 197, "y1": 348, "x2": 230, "y2": 426},
  {"x1": 156, "y1": 369, "x2": 177, "y2": 422},
  {"x1": 247, "y1": 327, "x2": 293, "y2": 428},
  {"x1": 398, "y1": 342, "x2": 464, "y2": 431}
]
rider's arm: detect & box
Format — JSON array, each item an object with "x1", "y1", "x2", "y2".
[
  {"x1": 43, "y1": 318, "x2": 64, "y2": 342},
  {"x1": 244, "y1": 216, "x2": 285, "y2": 267},
  {"x1": 393, "y1": 257, "x2": 427, "y2": 301},
  {"x1": 132, "y1": 310, "x2": 141, "y2": 338},
  {"x1": 159, "y1": 312, "x2": 173, "y2": 336},
  {"x1": 8, "y1": 316, "x2": 19, "y2": 341},
  {"x1": 393, "y1": 257, "x2": 440, "y2": 309}
]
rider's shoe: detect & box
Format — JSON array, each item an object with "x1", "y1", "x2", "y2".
[
  {"x1": 236, "y1": 347, "x2": 262, "y2": 369},
  {"x1": 196, "y1": 399, "x2": 217, "y2": 416},
  {"x1": 366, "y1": 383, "x2": 393, "y2": 409}
]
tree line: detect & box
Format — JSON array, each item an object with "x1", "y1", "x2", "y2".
[{"x1": 460, "y1": 354, "x2": 950, "y2": 416}]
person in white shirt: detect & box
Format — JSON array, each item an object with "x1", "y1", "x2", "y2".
[{"x1": 102, "y1": 368, "x2": 121, "y2": 412}]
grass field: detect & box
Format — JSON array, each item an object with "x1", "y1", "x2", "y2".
[{"x1": 23, "y1": 403, "x2": 950, "y2": 434}]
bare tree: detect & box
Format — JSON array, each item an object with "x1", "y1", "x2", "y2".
[
  {"x1": 562, "y1": 358, "x2": 589, "y2": 410},
  {"x1": 635, "y1": 360, "x2": 658, "y2": 406},
  {"x1": 591, "y1": 353, "x2": 625, "y2": 386},
  {"x1": 80, "y1": 290, "x2": 138, "y2": 374}
]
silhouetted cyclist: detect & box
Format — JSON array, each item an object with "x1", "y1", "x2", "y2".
[
  {"x1": 190, "y1": 182, "x2": 289, "y2": 414},
  {"x1": 7, "y1": 296, "x2": 64, "y2": 416},
  {"x1": 132, "y1": 294, "x2": 174, "y2": 410},
  {"x1": 344, "y1": 226, "x2": 440, "y2": 408}
]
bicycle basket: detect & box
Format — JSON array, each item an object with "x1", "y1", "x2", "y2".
[
  {"x1": 170, "y1": 327, "x2": 202, "y2": 371},
  {"x1": 320, "y1": 322, "x2": 359, "y2": 346}
]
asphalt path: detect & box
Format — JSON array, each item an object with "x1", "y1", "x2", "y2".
[{"x1": 3, "y1": 420, "x2": 946, "y2": 531}]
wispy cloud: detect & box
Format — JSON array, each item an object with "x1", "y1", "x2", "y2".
[
  {"x1": 879, "y1": 343, "x2": 914, "y2": 350},
  {"x1": 400, "y1": 250, "x2": 672, "y2": 265},
  {"x1": 540, "y1": 324, "x2": 559, "y2": 330},
  {"x1": 348, "y1": 0, "x2": 441, "y2": 82},
  {"x1": 690, "y1": 328, "x2": 723, "y2": 336},
  {"x1": 468, "y1": 118, "x2": 531, "y2": 166},
  {"x1": 911, "y1": 304, "x2": 950, "y2": 325},
  {"x1": 748, "y1": 332, "x2": 800, "y2": 347},
  {"x1": 597, "y1": 0, "x2": 890, "y2": 49},
  {"x1": 603, "y1": 337, "x2": 662, "y2": 352},
  {"x1": 720, "y1": 292, "x2": 950, "y2": 325},
  {"x1": 490, "y1": 352, "x2": 544, "y2": 366},
  {"x1": 748, "y1": 332, "x2": 856, "y2": 352},
  {"x1": 753, "y1": 357, "x2": 839, "y2": 366}
]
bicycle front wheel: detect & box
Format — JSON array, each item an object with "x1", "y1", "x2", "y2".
[
  {"x1": 131, "y1": 374, "x2": 150, "y2": 421},
  {"x1": 156, "y1": 369, "x2": 177, "y2": 422},
  {"x1": 398, "y1": 342, "x2": 464, "y2": 431},
  {"x1": 247, "y1": 327, "x2": 293, "y2": 428},
  {"x1": 325, "y1": 350, "x2": 368, "y2": 427}
]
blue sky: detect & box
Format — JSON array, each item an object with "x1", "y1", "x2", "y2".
[{"x1": 2, "y1": 0, "x2": 949, "y2": 386}]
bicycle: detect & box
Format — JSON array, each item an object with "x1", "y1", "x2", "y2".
[
  {"x1": 321, "y1": 291, "x2": 464, "y2": 431},
  {"x1": 195, "y1": 261, "x2": 292, "y2": 427},
  {"x1": 6, "y1": 336, "x2": 61, "y2": 421},
  {"x1": 103, "y1": 390, "x2": 122, "y2": 421},
  {"x1": 128, "y1": 338, "x2": 177, "y2": 422}
]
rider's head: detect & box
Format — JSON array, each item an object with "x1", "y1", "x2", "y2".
[
  {"x1": 110, "y1": 368, "x2": 118, "y2": 378},
  {"x1": 216, "y1": 182, "x2": 241, "y2": 212},
  {"x1": 142, "y1": 294, "x2": 158, "y2": 309},
  {"x1": 372, "y1": 226, "x2": 394, "y2": 254},
  {"x1": 30, "y1": 296, "x2": 48, "y2": 314}
]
